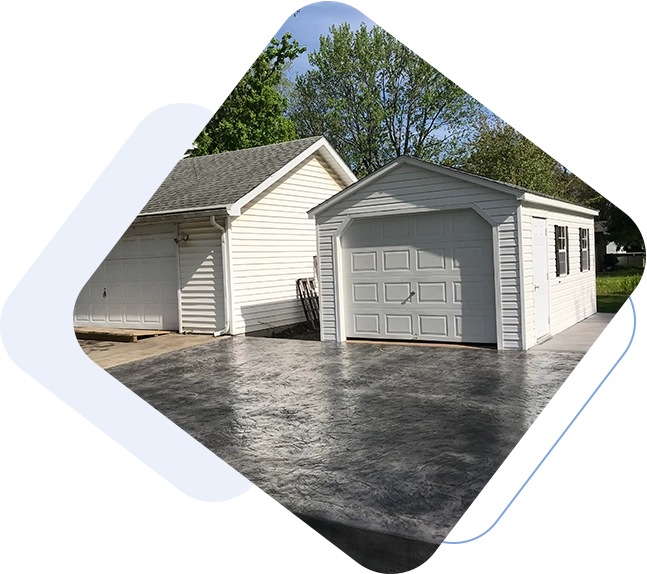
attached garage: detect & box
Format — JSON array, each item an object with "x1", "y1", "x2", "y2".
[{"x1": 310, "y1": 156, "x2": 598, "y2": 350}]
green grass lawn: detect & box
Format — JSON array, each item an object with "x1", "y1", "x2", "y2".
[{"x1": 596, "y1": 268, "x2": 643, "y2": 313}]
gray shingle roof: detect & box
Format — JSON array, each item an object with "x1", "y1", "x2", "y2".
[{"x1": 140, "y1": 136, "x2": 324, "y2": 214}]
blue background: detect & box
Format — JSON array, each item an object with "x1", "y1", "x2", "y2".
[{"x1": 0, "y1": 3, "x2": 645, "y2": 573}]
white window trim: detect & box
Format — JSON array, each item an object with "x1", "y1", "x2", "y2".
[
  {"x1": 580, "y1": 227, "x2": 590, "y2": 272},
  {"x1": 556, "y1": 225, "x2": 569, "y2": 276}
]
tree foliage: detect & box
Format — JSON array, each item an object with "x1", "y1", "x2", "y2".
[
  {"x1": 603, "y1": 204, "x2": 644, "y2": 251},
  {"x1": 289, "y1": 23, "x2": 479, "y2": 177},
  {"x1": 189, "y1": 33, "x2": 306, "y2": 156},
  {"x1": 456, "y1": 115, "x2": 563, "y2": 196},
  {"x1": 457, "y1": 114, "x2": 643, "y2": 250}
]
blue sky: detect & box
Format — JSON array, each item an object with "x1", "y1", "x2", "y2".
[{"x1": 271, "y1": 2, "x2": 377, "y2": 79}]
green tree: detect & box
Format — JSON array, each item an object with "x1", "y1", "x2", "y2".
[
  {"x1": 289, "y1": 23, "x2": 479, "y2": 177},
  {"x1": 456, "y1": 115, "x2": 567, "y2": 196},
  {"x1": 457, "y1": 114, "x2": 643, "y2": 250},
  {"x1": 189, "y1": 33, "x2": 306, "y2": 156},
  {"x1": 601, "y1": 204, "x2": 644, "y2": 251}
]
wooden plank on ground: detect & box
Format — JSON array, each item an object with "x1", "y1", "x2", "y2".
[{"x1": 74, "y1": 328, "x2": 171, "y2": 343}]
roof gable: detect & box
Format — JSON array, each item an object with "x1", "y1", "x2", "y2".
[{"x1": 309, "y1": 156, "x2": 597, "y2": 218}]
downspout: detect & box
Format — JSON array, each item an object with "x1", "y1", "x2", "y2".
[
  {"x1": 210, "y1": 215, "x2": 231, "y2": 337},
  {"x1": 175, "y1": 222, "x2": 184, "y2": 334}
]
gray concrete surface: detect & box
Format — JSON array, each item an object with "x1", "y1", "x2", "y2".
[
  {"x1": 296, "y1": 513, "x2": 438, "y2": 573},
  {"x1": 528, "y1": 313, "x2": 614, "y2": 353},
  {"x1": 108, "y1": 337, "x2": 583, "y2": 550},
  {"x1": 78, "y1": 333, "x2": 217, "y2": 368}
]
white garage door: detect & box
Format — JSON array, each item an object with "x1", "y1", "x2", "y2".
[
  {"x1": 342, "y1": 210, "x2": 497, "y2": 343},
  {"x1": 74, "y1": 233, "x2": 179, "y2": 330}
]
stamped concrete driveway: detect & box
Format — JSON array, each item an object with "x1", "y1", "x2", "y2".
[{"x1": 108, "y1": 337, "x2": 583, "y2": 550}]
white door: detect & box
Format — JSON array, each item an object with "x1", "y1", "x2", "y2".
[
  {"x1": 342, "y1": 210, "x2": 497, "y2": 343},
  {"x1": 74, "y1": 233, "x2": 179, "y2": 330},
  {"x1": 532, "y1": 218, "x2": 550, "y2": 338}
]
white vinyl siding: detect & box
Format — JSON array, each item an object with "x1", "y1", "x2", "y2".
[
  {"x1": 316, "y1": 161, "x2": 523, "y2": 349},
  {"x1": 229, "y1": 153, "x2": 345, "y2": 334},
  {"x1": 319, "y1": 234, "x2": 336, "y2": 339},
  {"x1": 177, "y1": 219, "x2": 226, "y2": 334},
  {"x1": 520, "y1": 205, "x2": 596, "y2": 346}
]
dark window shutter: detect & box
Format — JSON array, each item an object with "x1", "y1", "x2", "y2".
[
  {"x1": 580, "y1": 228, "x2": 584, "y2": 272},
  {"x1": 555, "y1": 225, "x2": 560, "y2": 276}
]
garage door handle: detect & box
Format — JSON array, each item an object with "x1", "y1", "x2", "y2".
[{"x1": 402, "y1": 291, "x2": 415, "y2": 304}]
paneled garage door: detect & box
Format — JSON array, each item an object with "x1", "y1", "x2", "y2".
[
  {"x1": 342, "y1": 210, "x2": 497, "y2": 343},
  {"x1": 74, "y1": 233, "x2": 179, "y2": 330}
]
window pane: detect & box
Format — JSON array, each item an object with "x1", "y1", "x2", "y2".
[{"x1": 559, "y1": 251, "x2": 567, "y2": 275}]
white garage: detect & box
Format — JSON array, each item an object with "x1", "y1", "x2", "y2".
[
  {"x1": 73, "y1": 136, "x2": 356, "y2": 336},
  {"x1": 310, "y1": 156, "x2": 598, "y2": 350}
]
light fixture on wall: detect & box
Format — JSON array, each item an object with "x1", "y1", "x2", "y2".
[{"x1": 174, "y1": 234, "x2": 189, "y2": 244}]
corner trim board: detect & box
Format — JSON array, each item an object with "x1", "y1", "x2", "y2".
[
  {"x1": 516, "y1": 205, "x2": 528, "y2": 350},
  {"x1": 492, "y1": 225, "x2": 505, "y2": 350}
]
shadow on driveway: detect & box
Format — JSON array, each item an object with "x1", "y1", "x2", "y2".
[{"x1": 108, "y1": 338, "x2": 583, "y2": 571}]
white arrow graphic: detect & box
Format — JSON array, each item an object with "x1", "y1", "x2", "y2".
[{"x1": 0, "y1": 102, "x2": 252, "y2": 503}]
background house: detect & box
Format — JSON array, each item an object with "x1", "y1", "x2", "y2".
[
  {"x1": 310, "y1": 156, "x2": 598, "y2": 350},
  {"x1": 74, "y1": 136, "x2": 356, "y2": 335},
  {"x1": 594, "y1": 221, "x2": 645, "y2": 270}
]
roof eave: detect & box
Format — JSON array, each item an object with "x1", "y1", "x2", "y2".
[
  {"x1": 316, "y1": 137, "x2": 357, "y2": 186},
  {"x1": 135, "y1": 205, "x2": 230, "y2": 221},
  {"x1": 519, "y1": 193, "x2": 599, "y2": 217}
]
